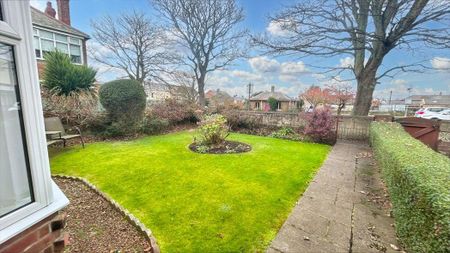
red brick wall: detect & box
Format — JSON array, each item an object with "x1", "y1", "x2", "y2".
[
  {"x1": 37, "y1": 60, "x2": 45, "y2": 80},
  {"x1": 0, "y1": 212, "x2": 67, "y2": 253},
  {"x1": 56, "y1": 0, "x2": 71, "y2": 26}
]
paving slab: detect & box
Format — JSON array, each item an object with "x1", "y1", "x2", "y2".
[{"x1": 267, "y1": 141, "x2": 402, "y2": 253}]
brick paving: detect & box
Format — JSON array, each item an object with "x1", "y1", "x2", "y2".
[{"x1": 267, "y1": 141, "x2": 402, "y2": 253}]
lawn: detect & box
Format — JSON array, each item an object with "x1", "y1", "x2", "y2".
[{"x1": 50, "y1": 131, "x2": 330, "y2": 252}]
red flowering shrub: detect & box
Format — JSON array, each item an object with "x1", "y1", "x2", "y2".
[{"x1": 304, "y1": 107, "x2": 336, "y2": 144}]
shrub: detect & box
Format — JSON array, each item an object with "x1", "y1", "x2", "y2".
[
  {"x1": 197, "y1": 114, "x2": 229, "y2": 145},
  {"x1": 304, "y1": 107, "x2": 335, "y2": 144},
  {"x1": 268, "y1": 97, "x2": 278, "y2": 111},
  {"x1": 147, "y1": 99, "x2": 200, "y2": 125},
  {"x1": 42, "y1": 51, "x2": 97, "y2": 96},
  {"x1": 270, "y1": 127, "x2": 300, "y2": 141},
  {"x1": 222, "y1": 110, "x2": 260, "y2": 130},
  {"x1": 41, "y1": 88, "x2": 100, "y2": 129},
  {"x1": 99, "y1": 79, "x2": 146, "y2": 135},
  {"x1": 370, "y1": 122, "x2": 450, "y2": 252},
  {"x1": 141, "y1": 118, "x2": 170, "y2": 134}
]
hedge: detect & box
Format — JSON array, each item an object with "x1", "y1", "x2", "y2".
[
  {"x1": 370, "y1": 122, "x2": 450, "y2": 252},
  {"x1": 99, "y1": 79, "x2": 146, "y2": 135}
]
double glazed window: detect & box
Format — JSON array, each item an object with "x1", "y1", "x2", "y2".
[
  {"x1": 0, "y1": 43, "x2": 33, "y2": 217},
  {"x1": 0, "y1": 1, "x2": 68, "y2": 242},
  {"x1": 33, "y1": 28, "x2": 82, "y2": 64}
]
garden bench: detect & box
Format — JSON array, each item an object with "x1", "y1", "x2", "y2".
[{"x1": 44, "y1": 117, "x2": 85, "y2": 148}]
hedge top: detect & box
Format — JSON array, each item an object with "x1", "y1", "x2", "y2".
[
  {"x1": 370, "y1": 122, "x2": 450, "y2": 252},
  {"x1": 99, "y1": 79, "x2": 146, "y2": 114}
]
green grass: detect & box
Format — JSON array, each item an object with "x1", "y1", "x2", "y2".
[{"x1": 50, "y1": 131, "x2": 330, "y2": 252}]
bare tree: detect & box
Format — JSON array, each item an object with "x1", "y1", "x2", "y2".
[
  {"x1": 152, "y1": 0, "x2": 247, "y2": 106},
  {"x1": 166, "y1": 71, "x2": 199, "y2": 103},
  {"x1": 91, "y1": 11, "x2": 175, "y2": 84},
  {"x1": 254, "y1": 0, "x2": 450, "y2": 115}
]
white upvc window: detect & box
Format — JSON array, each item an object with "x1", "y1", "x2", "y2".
[
  {"x1": 33, "y1": 27, "x2": 83, "y2": 64},
  {"x1": 0, "y1": 0, "x2": 68, "y2": 244}
]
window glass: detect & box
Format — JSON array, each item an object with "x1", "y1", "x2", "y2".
[
  {"x1": 41, "y1": 39, "x2": 54, "y2": 55},
  {"x1": 39, "y1": 30, "x2": 53, "y2": 40},
  {"x1": 0, "y1": 42, "x2": 33, "y2": 217},
  {"x1": 70, "y1": 44, "x2": 81, "y2": 63},
  {"x1": 33, "y1": 36, "x2": 41, "y2": 58},
  {"x1": 69, "y1": 37, "x2": 81, "y2": 45},
  {"x1": 56, "y1": 42, "x2": 68, "y2": 54},
  {"x1": 55, "y1": 34, "x2": 67, "y2": 42},
  {"x1": 33, "y1": 28, "x2": 38, "y2": 36}
]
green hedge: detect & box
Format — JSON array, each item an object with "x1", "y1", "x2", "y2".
[{"x1": 370, "y1": 122, "x2": 450, "y2": 252}]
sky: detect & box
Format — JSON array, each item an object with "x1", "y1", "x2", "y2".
[{"x1": 30, "y1": 0, "x2": 450, "y2": 100}]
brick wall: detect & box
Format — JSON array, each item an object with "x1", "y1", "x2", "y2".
[
  {"x1": 37, "y1": 60, "x2": 45, "y2": 80},
  {"x1": 0, "y1": 212, "x2": 67, "y2": 253}
]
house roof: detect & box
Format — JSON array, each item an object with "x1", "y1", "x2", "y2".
[
  {"x1": 206, "y1": 89, "x2": 232, "y2": 99},
  {"x1": 250, "y1": 91, "x2": 296, "y2": 102},
  {"x1": 405, "y1": 95, "x2": 450, "y2": 106},
  {"x1": 30, "y1": 7, "x2": 90, "y2": 39}
]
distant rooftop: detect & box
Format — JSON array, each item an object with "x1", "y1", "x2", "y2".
[
  {"x1": 31, "y1": 7, "x2": 90, "y2": 39},
  {"x1": 405, "y1": 95, "x2": 450, "y2": 105},
  {"x1": 250, "y1": 86, "x2": 296, "y2": 102}
]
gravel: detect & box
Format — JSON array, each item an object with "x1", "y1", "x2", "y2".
[{"x1": 54, "y1": 177, "x2": 152, "y2": 253}]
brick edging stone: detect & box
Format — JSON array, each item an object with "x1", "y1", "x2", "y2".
[{"x1": 52, "y1": 175, "x2": 160, "y2": 253}]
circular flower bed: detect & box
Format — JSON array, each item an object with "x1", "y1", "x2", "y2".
[{"x1": 189, "y1": 140, "x2": 251, "y2": 154}]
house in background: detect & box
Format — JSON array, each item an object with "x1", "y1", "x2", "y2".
[
  {"x1": 206, "y1": 89, "x2": 234, "y2": 107},
  {"x1": 144, "y1": 82, "x2": 173, "y2": 103},
  {"x1": 378, "y1": 99, "x2": 406, "y2": 112},
  {"x1": 249, "y1": 86, "x2": 298, "y2": 112},
  {"x1": 405, "y1": 95, "x2": 450, "y2": 109},
  {"x1": 31, "y1": 0, "x2": 90, "y2": 78}
]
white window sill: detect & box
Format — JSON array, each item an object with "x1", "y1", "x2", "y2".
[{"x1": 0, "y1": 180, "x2": 69, "y2": 244}]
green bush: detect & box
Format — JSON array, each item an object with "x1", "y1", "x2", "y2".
[
  {"x1": 142, "y1": 118, "x2": 170, "y2": 134},
  {"x1": 42, "y1": 51, "x2": 96, "y2": 96},
  {"x1": 99, "y1": 79, "x2": 146, "y2": 135},
  {"x1": 197, "y1": 114, "x2": 229, "y2": 145},
  {"x1": 370, "y1": 122, "x2": 450, "y2": 253},
  {"x1": 268, "y1": 97, "x2": 278, "y2": 111},
  {"x1": 270, "y1": 127, "x2": 300, "y2": 141}
]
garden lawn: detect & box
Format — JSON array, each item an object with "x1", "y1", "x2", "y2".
[{"x1": 50, "y1": 131, "x2": 330, "y2": 252}]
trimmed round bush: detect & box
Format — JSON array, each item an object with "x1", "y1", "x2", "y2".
[{"x1": 99, "y1": 79, "x2": 146, "y2": 134}]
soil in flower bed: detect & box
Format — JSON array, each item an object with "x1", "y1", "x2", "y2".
[
  {"x1": 189, "y1": 140, "x2": 252, "y2": 154},
  {"x1": 53, "y1": 177, "x2": 152, "y2": 253}
]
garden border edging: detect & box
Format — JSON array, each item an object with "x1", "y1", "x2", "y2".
[{"x1": 52, "y1": 175, "x2": 160, "y2": 253}]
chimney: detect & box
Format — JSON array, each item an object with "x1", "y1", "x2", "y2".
[
  {"x1": 56, "y1": 0, "x2": 71, "y2": 25},
  {"x1": 271, "y1": 86, "x2": 275, "y2": 92},
  {"x1": 44, "y1": 1, "x2": 56, "y2": 18}
]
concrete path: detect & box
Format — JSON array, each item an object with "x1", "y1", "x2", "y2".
[{"x1": 267, "y1": 141, "x2": 402, "y2": 253}]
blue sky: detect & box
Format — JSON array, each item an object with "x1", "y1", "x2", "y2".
[{"x1": 31, "y1": 0, "x2": 450, "y2": 99}]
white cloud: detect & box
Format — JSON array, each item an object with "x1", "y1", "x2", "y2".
[
  {"x1": 266, "y1": 19, "x2": 296, "y2": 37},
  {"x1": 339, "y1": 57, "x2": 354, "y2": 68},
  {"x1": 431, "y1": 57, "x2": 450, "y2": 71},
  {"x1": 30, "y1": 0, "x2": 48, "y2": 10},
  {"x1": 248, "y1": 57, "x2": 280, "y2": 73},
  {"x1": 391, "y1": 79, "x2": 408, "y2": 86},
  {"x1": 280, "y1": 61, "x2": 307, "y2": 75}
]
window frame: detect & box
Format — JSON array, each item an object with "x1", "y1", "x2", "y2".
[
  {"x1": 33, "y1": 26, "x2": 84, "y2": 65},
  {"x1": 0, "y1": 0, "x2": 68, "y2": 243}
]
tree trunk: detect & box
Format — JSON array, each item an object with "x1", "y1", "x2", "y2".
[
  {"x1": 197, "y1": 75, "x2": 206, "y2": 107},
  {"x1": 352, "y1": 71, "x2": 376, "y2": 116}
]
